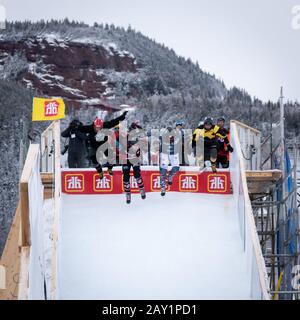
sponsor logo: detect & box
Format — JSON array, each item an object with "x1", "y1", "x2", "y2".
[
  {"x1": 122, "y1": 174, "x2": 139, "y2": 193},
  {"x1": 150, "y1": 173, "x2": 170, "y2": 191},
  {"x1": 291, "y1": 265, "x2": 300, "y2": 290},
  {"x1": 93, "y1": 174, "x2": 113, "y2": 192},
  {"x1": 44, "y1": 100, "x2": 59, "y2": 117},
  {"x1": 65, "y1": 174, "x2": 84, "y2": 192},
  {"x1": 207, "y1": 174, "x2": 227, "y2": 193},
  {"x1": 179, "y1": 174, "x2": 198, "y2": 192}
]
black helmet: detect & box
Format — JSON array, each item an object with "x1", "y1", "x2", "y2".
[
  {"x1": 175, "y1": 120, "x2": 184, "y2": 127},
  {"x1": 204, "y1": 117, "x2": 214, "y2": 125},
  {"x1": 217, "y1": 116, "x2": 226, "y2": 122},
  {"x1": 70, "y1": 118, "x2": 81, "y2": 127}
]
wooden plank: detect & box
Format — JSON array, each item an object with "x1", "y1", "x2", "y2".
[
  {"x1": 0, "y1": 203, "x2": 22, "y2": 300},
  {"x1": 44, "y1": 188, "x2": 54, "y2": 200},
  {"x1": 20, "y1": 182, "x2": 30, "y2": 246},
  {"x1": 41, "y1": 173, "x2": 54, "y2": 184},
  {"x1": 18, "y1": 247, "x2": 30, "y2": 300},
  {"x1": 41, "y1": 173, "x2": 54, "y2": 200},
  {"x1": 246, "y1": 171, "x2": 282, "y2": 195},
  {"x1": 246, "y1": 170, "x2": 282, "y2": 193},
  {"x1": 246, "y1": 170, "x2": 282, "y2": 179},
  {"x1": 19, "y1": 144, "x2": 40, "y2": 247},
  {"x1": 20, "y1": 144, "x2": 39, "y2": 185},
  {"x1": 0, "y1": 265, "x2": 5, "y2": 289}
]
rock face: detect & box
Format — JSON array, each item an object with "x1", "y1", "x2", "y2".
[{"x1": 0, "y1": 35, "x2": 138, "y2": 109}]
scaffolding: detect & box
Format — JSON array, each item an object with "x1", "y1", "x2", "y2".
[{"x1": 250, "y1": 116, "x2": 300, "y2": 299}]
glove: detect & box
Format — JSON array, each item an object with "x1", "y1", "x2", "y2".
[
  {"x1": 227, "y1": 144, "x2": 234, "y2": 153},
  {"x1": 119, "y1": 110, "x2": 128, "y2": 121}
]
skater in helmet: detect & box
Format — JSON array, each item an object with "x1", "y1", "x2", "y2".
[
  {"x1": 192, "y1": 117, "x2": 233, "y2": 173},
  {"x1": 79, "y1": 111, "x2": 128, "y2": 179},
  {"x1": 216, "y1": 117, "x2": 232, "y2": 168},
  {"x1": 120, "y1": 122, "x2": 146, "y2": 204},
  {"x1": 159, "y1": 124, "x2": 182, "y2": 196}
]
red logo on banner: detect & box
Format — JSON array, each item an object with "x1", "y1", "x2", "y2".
[
  {"x1": 150, "y1": 173, "x2": 170, "y2": 191},
  {"x1": 93, "y1": 174, "x2": 113, "y2": 192},
  {"x1": 179, "y1": 174, "x2": 198, "y2": 192},
  {"x1": 65, "y1": 174, "x2": 84, "y2": 192},
  {"x1": 150, "y1": 173, "x2": 161, "y2": 191},
  {"x1": 44, "y1": 100, "x2": 59, "y2": 117},
  {"x1": 207, "y1": 174, "x2": 227, "y2": 193},
  {"x1": 122, "y1": 174, "x2": 140, "y2": 193},
  {"x1": 61, "y1": 170, "x2": 231, "y2": 195}
]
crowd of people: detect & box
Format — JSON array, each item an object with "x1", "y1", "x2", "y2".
[{"x1": 61, "y1": 112, "x2": 233, "y2": 203}]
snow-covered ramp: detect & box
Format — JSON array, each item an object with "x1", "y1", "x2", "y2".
[{"x1": 58, "y1": 192, "x2": 251, "y2": 299}]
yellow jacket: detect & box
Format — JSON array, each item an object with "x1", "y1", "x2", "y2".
[{"x1": 192, "y1": 125, "x2": 229, "y2": 147}]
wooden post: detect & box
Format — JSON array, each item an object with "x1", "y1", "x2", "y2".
[
  {"x1": 0, "y1": 265, "x2": 5, "y2": 290},
  {"x1": 19, "y1": 144, "x2": 39, "y2": 246},
  {"x1": 0, "y1": 202, "x2": 22, "y2": 300},
  {"x1": 19, "y1": 182, "x2": 30, "y2": 246},
  {"x1": 18, "y1": 247, "x2": 30, "y2": 300}
]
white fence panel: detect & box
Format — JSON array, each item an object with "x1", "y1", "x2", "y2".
[
  {"x1": 231, "y1": 120, "x2": 261, "y2": 170},
  {"x1": 230, "y1": 122, "x2": 270, "y2": 300}
]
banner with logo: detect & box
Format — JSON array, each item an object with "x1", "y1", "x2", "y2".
[
  {"x1": 62, "y1": 170, "x2": 231, "y2": 195},
  {"x1": 32, "y1": 97, "x2": 65, "y2": 121}
]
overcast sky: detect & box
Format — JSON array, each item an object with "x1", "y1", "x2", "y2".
[{"x1": 1, "y1": 0, "x2": 300, "y2": 102}]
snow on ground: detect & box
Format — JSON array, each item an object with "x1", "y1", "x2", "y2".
[{"x1": 58, "y1": 192, "x2": 251, "y2": 300}]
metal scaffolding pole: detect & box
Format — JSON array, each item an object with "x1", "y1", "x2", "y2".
[{"x1": 250, "y1": 92, "x2": 300, "y2": 299}]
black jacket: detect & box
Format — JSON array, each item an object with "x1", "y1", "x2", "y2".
[
  {"x1": 61, "y1": 126, "x2": 88, "y2": 155},
  {"x1": 79, "y1": 113, "x2": 127, "y2": 150},
  {"x1": 216, "y1": 127, "x2": 230, "y2": 152}
]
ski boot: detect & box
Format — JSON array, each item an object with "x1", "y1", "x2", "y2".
[
  {"x1": 140, "y1": 188, "x2": 146, "y2": 200},
  {"x1": 161, "y1": 187, "x2": 166, "y2": 196},
  {"x1": 211, "y1": 163, "x2": 217, "y2": 173},
  {"x1": 167, "y1": 174, "x2": 173, "y2": 186},
  {"x1": 98, "y1": 171, "x2": 104, "y2": 180},
  {"x1": 108, "y1": 168, "x2": 113, "y2": 176},
  {"x1": 126, "y1": 192, "x2": 131, "y2": 204}
]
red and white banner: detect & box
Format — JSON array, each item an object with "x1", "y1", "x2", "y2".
[{"x1": 62, "y1": 168, "x2": 231, "y2": 195}]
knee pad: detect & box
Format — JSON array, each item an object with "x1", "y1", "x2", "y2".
[
  {"x1": 133, "y1": 166, "x2": 141, "y2": 179},
  {"x1": 210, "y1": 148, "x2": 218, "y2": 162},
  {"x1": 123, "y1": 181, "x2": 130, "y2": 193},
  {"x1": 95, "y1": 164, "x2": 103, "y2": 173}
]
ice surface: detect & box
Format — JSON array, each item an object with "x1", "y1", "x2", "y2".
[{"x1": 58, "y1": 192, "x2": 251, "y2": 300}]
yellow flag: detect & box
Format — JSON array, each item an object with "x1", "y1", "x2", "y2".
[{"x1": 32, "y1": 97, "x2": 65, "y2": 121}]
